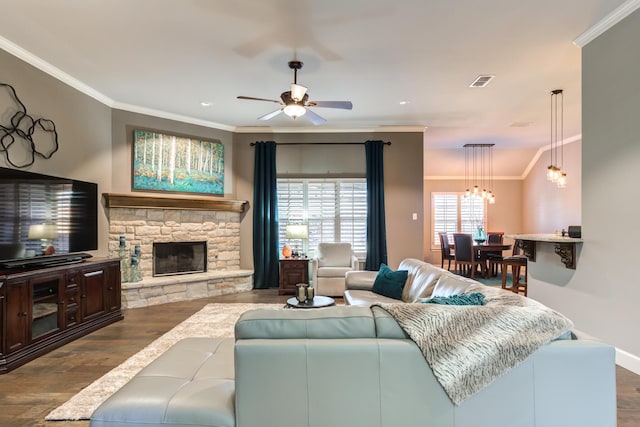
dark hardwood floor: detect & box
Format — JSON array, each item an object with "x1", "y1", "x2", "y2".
[{"x1": 0, "y1": 289, "x2": 638, "y2": 427}]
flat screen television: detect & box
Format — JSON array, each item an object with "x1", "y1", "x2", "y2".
[{"x1": 0, "y1": 166, "x2": 98, "y2": 268}]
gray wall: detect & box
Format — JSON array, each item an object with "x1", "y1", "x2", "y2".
[
  {"x1": 110, "y1": 109, "x2": 235, "y2": 196},
  {"x1": 527, "y1": 9, "x2": 640, "y2": 371},
  {"x1": 234, "y1": 132, "x2": 424, "y2": 273},
  {"x1": 1, "y1": 49, "x2": 113, "y2": 257},
  {"x1": 522, "y1": 141, "x2": 581, "y2": 234}
]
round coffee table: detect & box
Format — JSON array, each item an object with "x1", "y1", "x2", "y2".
[{"x1": 286, "y1": 295, "x2": 335, "y2": 309}]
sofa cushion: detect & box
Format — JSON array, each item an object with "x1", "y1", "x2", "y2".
[
  {"x1": 235, "y1": 306, "x2": 376, "y2": 339},
  {"x1": 371, "y1": 264, "x2": 407, "y2": 300},
  {"x1": 430, "y1": 272, "x2": 476, "y2": 297},
  {"x1": 345, "y1": 270, "x2": 377, "y2": 290},
  {"x1": 344, "y1": 289, "x2": 399, "y2": 306},
  {"x1": 401, "y1": 261, "x2": 444, "y2": 302},
  {"x1": 90, "y1": 337, "x2": 235, "y2": 427}
]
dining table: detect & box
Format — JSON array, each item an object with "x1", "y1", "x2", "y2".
[{"x1": 451, "y1": 240, "x2": 512, "y2": 278}]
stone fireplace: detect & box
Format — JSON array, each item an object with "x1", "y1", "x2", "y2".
[{"x1": 104, "y1": 193, "x2": 252, "y2": 308}]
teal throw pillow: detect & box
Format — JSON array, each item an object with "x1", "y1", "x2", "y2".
[
  {"x1": 421, "y1": 292, "x2": 486, "y2": 306},
  {"x1": 371, "y1": 263, "x2": 408, "y2": 300}
]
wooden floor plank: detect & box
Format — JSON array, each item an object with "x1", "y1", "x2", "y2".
[{"x1": 0, "y1": 289, "x2": 638, "y2": 426}]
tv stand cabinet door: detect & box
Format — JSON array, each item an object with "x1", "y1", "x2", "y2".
[
  {"x1": 103, "y1": 263, "x2": 121, "y2": 313},
  {"x1": 4, "y1": 279, "x2": 29, "y2": 354},
  {"x1": 78, "y1": 268, "x2": 106, "y2": 321}
]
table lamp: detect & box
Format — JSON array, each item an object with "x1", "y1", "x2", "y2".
[{"x1": 285, "y1": 224, "x2": 308, "y2": 257}]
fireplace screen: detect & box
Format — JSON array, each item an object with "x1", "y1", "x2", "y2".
[{"x1": 152, "y1": 241, "x2": 207, "y2": 277}]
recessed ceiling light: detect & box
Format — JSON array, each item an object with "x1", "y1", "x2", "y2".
[
  {"x1": 399, "y1": 101, "x2": 410, "y2": 105},
  {"x1": 200, "y1": 101, "x2": 213, "y2": 107},
  {"x1": 469, "y1": 75, "x2": 495, "y2": 88}
]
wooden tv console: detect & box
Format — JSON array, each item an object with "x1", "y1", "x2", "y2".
[{"x1": 0, "y1": 258, "x2": 123, "y2": 374}]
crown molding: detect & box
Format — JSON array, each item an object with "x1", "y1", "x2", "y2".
[
  {"x1": 573, "y1": 0, "x2": 640, "y2": 47},
  {"x1": 423, "y1": 175, "x2": 522, "y2": 181},
  {"x1": 1, "y1": 35, "x2": 115, "y2": 106},
  {"x1": 0, "y1": 35, "x2": 237, "y2": 132},
  {"x1": 111, "y1": 102, "x2": 236, "y2": 132},
  {"x1": 233, "y1": 125, "x2": 427, "y2": 134}
]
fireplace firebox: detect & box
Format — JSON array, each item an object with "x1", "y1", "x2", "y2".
[{"x1": 152, "y1": 241, "x2": 207, "y2": 277}]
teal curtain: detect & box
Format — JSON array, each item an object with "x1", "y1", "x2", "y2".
[
  {"x1": 252, "y1": 141, "x2": 279, "y2": 288},
  {"x1": 365, "y1": 140, "x2": 388, "y2": 270}
]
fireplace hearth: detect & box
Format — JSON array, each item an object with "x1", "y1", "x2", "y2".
[{"x1": 153, "y1": 241, "x2": 207, "y2": 277}]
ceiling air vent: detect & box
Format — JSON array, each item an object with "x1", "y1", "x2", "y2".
[{"x1": 469, "y1": 75, "x2": 495, "y2": 88}]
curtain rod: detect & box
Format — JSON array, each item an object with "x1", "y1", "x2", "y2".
[{"x1": 250, "y1": 141, "x2": 391, "y2": 146}]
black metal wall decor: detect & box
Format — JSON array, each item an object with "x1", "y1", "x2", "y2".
[{"x1": 0, "y1": 82, "x2": 59, "y2": 168}]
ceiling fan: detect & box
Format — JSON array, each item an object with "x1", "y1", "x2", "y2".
[{"x1": 237, "y1": 60, "x2": 353, "y2": 125}]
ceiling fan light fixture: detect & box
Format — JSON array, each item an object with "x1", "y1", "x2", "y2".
[
  {"x1": 283, "y1": 103, "x2": 306, "y2": 118},
  {"x1": 290, "y1": 83, "x2": 308, "y2": 102},
  {"x1": 238, "y1": 59, "x2": 350, "y2": 124}
]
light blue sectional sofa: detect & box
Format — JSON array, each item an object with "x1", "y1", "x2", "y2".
[{"x1": 90, "y1": 259, "x2": 617, "y2": 427}]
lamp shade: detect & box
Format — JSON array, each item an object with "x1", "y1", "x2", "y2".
[
  {"x1": 285, "y1": 224, "x2": 308, "y2": 239},
  {"x1": 28, "y1": 223, "x2": 58, "y2": 240},
  {"x1": 290, "y1": 83, "x2": 308, "y2": 102}
]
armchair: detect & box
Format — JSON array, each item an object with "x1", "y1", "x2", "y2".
[{"x1": 311, "y1": 243, "x2": 359, "y2": 296}]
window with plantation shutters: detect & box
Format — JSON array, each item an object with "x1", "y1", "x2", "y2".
[
  {"x1": 277, "y1": 178, "x2": 367, "y2": 259},
  {"x1": 431, "y1": 192, "x2": 486, "y2": 249},
  {"x1": 337, "y1": 181, "x2": 367, "y2": 256}
]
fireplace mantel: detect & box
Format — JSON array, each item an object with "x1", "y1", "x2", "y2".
[{"x1": 103, "y1": 193, "x2": 248, "y2": 213}]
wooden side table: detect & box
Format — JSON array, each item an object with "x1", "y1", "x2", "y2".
[{"x1": 279, "y1": 258, "x2": 309, "y2": 295}]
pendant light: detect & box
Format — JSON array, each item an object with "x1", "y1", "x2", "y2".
[
  {"x1": 464, "y1": 143, "x2": 496, "y2": 204},
  {"x1": 548, "y1": 89, "x2": 567, "y2": 188}
]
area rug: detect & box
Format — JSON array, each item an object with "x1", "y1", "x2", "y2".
[{"x1": 45, "y1": 303, "x2": 282, "y2": 421}]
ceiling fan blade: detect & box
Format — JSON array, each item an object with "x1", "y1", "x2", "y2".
[
  {"x1": 307, "y1": 100, "x2": 353, "y2": 110},
  {"x1": 290, "y1": 83, "x2": 308, "y2": 101},
  {"x1": 237, "y1": 95, "x2": 282, "y2": 104},
  {"x1": 258, "y1": 109, "x2": 283, "y2": 121},
  {"x1": 304, "y1": 108, "x2": 326, "y2": 125}
]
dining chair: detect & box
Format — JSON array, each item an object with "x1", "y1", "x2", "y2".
[
  {"x1": 438, "y1": 232, "x2": 455, "y2": 271},
  {"x1": 452, "y1": 233, "x2": 483, "y2": 278},
  {"x1": 485, "y1": 231, "x2": 505, "y2": 276},
  {"x1": 501, "y1": 242, "x2": 528, "y2": 296}
]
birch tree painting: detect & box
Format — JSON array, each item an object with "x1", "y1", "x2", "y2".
[{"x1": 132, "y1": 130, "x2": 224, "y2": 195}]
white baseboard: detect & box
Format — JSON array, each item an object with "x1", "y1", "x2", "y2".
[{"x1": 616, "y1": 348, "x2": 640, "y2": 375}]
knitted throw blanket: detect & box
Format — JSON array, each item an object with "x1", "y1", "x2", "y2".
[{"x1": 375, "y1": 285, "x2": 573, "y2": 405}]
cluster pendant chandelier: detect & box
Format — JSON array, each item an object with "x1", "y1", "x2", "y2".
[
  {"x1": 464, "y1": 143, "x2": 496, "y2": 204},
  {"x1": 547, "y1": 89, "x2": 568, "y2": 188}
]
